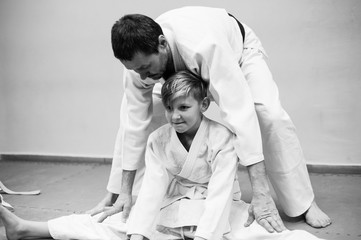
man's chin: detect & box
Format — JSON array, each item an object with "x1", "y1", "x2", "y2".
[{"x1": 150, "y1": 75, "x2": 162, "y2": 80}]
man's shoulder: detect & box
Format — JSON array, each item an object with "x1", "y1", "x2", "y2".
[{"x1": 157, "y1": 6, "x2": 226, "y2": 20}]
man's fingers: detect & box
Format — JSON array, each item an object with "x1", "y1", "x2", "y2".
[
  {"x1": 272, "y1": 215, "x2": 286, "y2": 232},
  {"x1": 244, "y1": 206, "x2": 255, "y2": 227},
  {"x1": 86, "y1": 207, "x2": 103, "y2": 216},
  {"x1": 97, "y1": 212, "x2": 110, "y2": 223},
  {"x1": 244, "y1": 214, "x2": 255, "y2": 227},
  {"x1": 258, "y1": 218, "x2": 275, "y2": 233},
  {"x1": 122, "y1": 205, "x2": 131, "y2": 222},
  {"x1": 257, "y1": 214, "x2": 286, "y2": 233},
  {"x1": 97, "y1": 207, "x2": 120, "y2": 223},
  {"x1": 268, "y1": 210, "x2": 286, "y2": 232}
]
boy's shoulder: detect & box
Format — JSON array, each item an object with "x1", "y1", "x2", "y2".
[
  {"x1": 148, "y1": 124, "x2": 173, "y2": 143},
  {"x1": 205, "y1": 117, "x2": 234, "y2": 137}
]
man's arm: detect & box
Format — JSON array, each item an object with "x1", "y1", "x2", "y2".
[
  {"x1": 196, "y1": 43, "x2": 285, "y2": 233},
  {"x1": 245, "y1": 161, "x2": 286, "y2": 233},
  {"x1": 96, "y1": 169, "x2": 136, "y2": 222}
]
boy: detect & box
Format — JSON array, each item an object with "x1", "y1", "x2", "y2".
[{"x1": 0, "y1": 71, "x2": 324, "y2": 240}]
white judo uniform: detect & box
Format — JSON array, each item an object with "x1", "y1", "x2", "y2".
[
  {"x1": 108, "y1": 6, "x2": 314, "y2": 217},
  {"x1": 47, "y1": 117, "x2": 324, "y2": 240}
]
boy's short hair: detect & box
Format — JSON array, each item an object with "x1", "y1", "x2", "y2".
[
  {"x1": 111, "y1": 14, "x2": 163, "y2": 61},
  {"x1": 161, "y1": 71, "x2": 208, "y2": 107}
]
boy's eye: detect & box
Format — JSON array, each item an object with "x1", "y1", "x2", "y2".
[
  {"x1": 165, "y1": 106, "x2": 172, "y2": 111},
  {"x1": 179, "y1": 106, "x2": 189, "y2": 110}
]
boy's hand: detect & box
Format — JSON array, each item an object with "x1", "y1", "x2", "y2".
[
  {"x1": 96, "y1": 192, "x2": 132, "y2": 222},
  {"x1": 244, "y1": 193, "x2": 286, "y2": 233}
]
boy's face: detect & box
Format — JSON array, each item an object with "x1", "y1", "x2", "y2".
[{"x1": 165, "y1": 94, "x2": 205, "y2": 136}]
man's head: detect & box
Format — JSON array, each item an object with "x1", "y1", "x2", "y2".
[
  {"x1": 161, "y1": 71, "x2": 210, "y2": 134},
  {"x1": 111, "y1": 14, "x2": 169, "y2": 80}
]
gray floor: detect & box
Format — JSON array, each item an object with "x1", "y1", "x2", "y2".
[{"x1": 0, "y1": 159, "x2": 360, "y2": 240}]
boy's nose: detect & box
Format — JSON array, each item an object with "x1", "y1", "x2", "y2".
[{"x1": 172, "y1": 112, "x2": 181, "y2": 120}]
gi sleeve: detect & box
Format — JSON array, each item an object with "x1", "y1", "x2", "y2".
[
  {"x1": 195, "y1": 39, "x2": 264, "y2": 166},
  {"x1": 127, "y1": 134, "x2": 171, "y2": 239},
  {"x1": 194, "y1": 131, "x2": 238, "y2": 240},
  {"x1": 107, "y1": 70, "x2": 155, "y2": 193}
]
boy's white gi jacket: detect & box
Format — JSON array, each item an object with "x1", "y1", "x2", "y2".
[{"x1": 127, "y1": 117, "x2": 240, "y2": 240}]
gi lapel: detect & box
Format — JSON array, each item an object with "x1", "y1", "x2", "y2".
[{"x1": 178, "y1": 117, "x2": 209, "y2": 179}]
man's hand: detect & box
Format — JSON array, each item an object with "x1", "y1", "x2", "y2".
[
  {"x1": 244, "y1": 192, "x2": 286, "y2": 233},
  {"x1": 96, "y1": 192, "x2": 132, "y2": 223},
  {"x1": 94, "y1": 169, "x2": 136, "y2": 223},
  {"x1": 86, "y1": 191, "x2": 118, "y2": 216},
  {"x1": 245, "y1": 161, "x2": 286, "y2": 233}
]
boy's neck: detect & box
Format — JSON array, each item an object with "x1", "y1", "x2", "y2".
[
  {"x1": 177, "y1": 131, "x2": 196, "y2": 152},
  {"x1": 176, "y1": 116, "x2": 203, "y2": 151}
]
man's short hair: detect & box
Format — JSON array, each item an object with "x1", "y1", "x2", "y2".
[
  {"x1": 161, "y1": 71, "x2": 208, "y2": 107},
  {"x1": 111, "y1": 14, "x2": 163, "y2": 61}
]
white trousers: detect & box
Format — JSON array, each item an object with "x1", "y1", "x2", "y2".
[
  {"x1": 240, "y1": 48, "x2": 314, "y2": 216},
  {"x1": 107, "y1": 48, "x2": 314, "y2": 216},
  {"x1": 47, "y1": 200, "x2": 323, "y2": 240}
]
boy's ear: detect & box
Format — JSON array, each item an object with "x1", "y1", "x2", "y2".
[{"x1": 201, "y1": 97, "x2": 210, "y2": 113}]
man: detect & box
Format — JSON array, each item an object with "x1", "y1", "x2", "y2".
[{"x1": 89, "y1": 6, "x2": 331, "y2": 232}]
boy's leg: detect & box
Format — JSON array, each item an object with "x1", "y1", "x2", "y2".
[
  {"x1": 48, "y1": 213, "x2": 127, "y2": 240},
  {"x1": 0, "y1": 203, "x2": 51, "y2": 240},
  {"x1": 240, "y1": 48, "x2": 331, "y2": 227}
]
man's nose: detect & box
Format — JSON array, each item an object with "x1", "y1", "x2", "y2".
[{"x1": 139, "y1": 72, "x2": 148, "y2": 80}]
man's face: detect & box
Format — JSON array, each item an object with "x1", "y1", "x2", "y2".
[{"x1": 121, "y1": 49, "x2": 168, "y2": 81}]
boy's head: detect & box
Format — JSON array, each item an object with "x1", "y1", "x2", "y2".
[
  {"x1": 161, "y1": 71, "x2": 208, "y2": 107},
  {"x1": 161, "y1": 71, "x2": 210, "y2": 134}
]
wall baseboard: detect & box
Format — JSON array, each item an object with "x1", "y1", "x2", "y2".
[
  {"x1": 0, "y1": 154, "x2": 112, "y2": 164},
  {"x1": 1, "y1": 154, "x2": 361, "y2": 174}
]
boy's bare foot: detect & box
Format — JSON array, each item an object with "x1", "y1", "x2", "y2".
[
  {"x1": 304, "y1": 200, "x2": 331, "y2": 228},
  {"x1": 0, "y1": 204, "x2": 26, "y2": 240}
]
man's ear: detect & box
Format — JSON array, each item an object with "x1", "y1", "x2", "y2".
[
  {"x1": 201, "y1": 97, "x2": 210, "y2": 113},
  {"x1": 158, "y1": 35, "x2": 167, "y2": 48}
]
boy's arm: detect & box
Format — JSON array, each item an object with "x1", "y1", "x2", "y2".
[
  {"x1": 127, "y1": 137, "x2": 170, "y2": 239},
  {"x1": 194, "y1": 133, "x2": 238, "y2": 240}
]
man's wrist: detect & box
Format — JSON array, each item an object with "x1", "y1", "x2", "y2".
[
  {"x1": 120, "y1": 169, "x2": 137, "y2": 195},
  {"x1": 246, "y1": 161, "x2": 271, "y2": 195}
]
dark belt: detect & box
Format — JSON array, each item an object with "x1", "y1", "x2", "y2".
[{"x1": 228, "y1": 13, "x2": 245, "y2": 43}]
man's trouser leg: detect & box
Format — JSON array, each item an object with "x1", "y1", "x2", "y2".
[{"x1": 241, "y1": 48, "x2": 314, "y2": 216}]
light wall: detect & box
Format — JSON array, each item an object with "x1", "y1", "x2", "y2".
[{"x1": 0, "y1": 0, "x2": 360, "y2": 165}]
